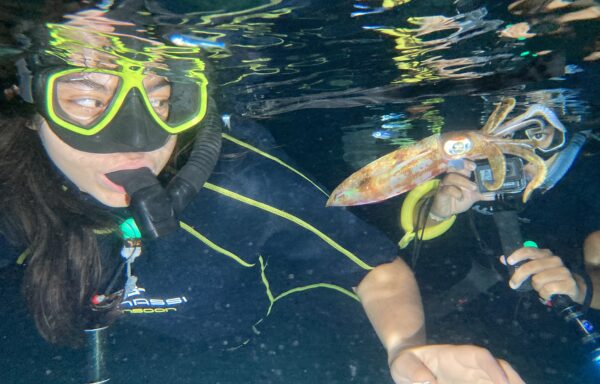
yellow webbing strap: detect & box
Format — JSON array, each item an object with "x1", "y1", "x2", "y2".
[
  {"x1": 203, "y1": 182, "x2": 373, "y2": 271},
  {"x1": 398, "y1": 179, "x2": 456, "y2": 249},
  {"x1": 222, "y1": 133, "x2": 329, "y2": 197}
]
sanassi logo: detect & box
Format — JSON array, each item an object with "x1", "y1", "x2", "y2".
[{"x1": 120, "y1": 286, "x2": 189, "y2": 314}]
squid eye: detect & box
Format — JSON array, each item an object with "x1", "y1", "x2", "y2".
[{"x1": 443, "y1": 137, "x2": 473, "y2": 156}]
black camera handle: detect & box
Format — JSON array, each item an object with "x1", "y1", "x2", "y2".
[{"x1": 492, "y1": 210, "x2": 600, "y2": 363}]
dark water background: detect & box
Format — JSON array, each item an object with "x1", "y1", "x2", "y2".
[{"x1": 2, "y1": 0, "x2": 600, "y2": 383}]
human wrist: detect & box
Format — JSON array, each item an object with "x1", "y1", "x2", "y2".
[
  {"x1": 387, "y1": 339, "x2": 423, "y2": 366},
  {"x1": 428, "y1": 209, "x2": 449, "y2": 223}
]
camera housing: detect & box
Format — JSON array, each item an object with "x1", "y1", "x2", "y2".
[{"x1": 474, "y1": 157, "x2": 527, "y2": 196}]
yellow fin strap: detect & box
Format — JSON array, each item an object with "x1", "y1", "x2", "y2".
[{"x1": 398, "y1": 179, "x2": 456, "y2": 249}]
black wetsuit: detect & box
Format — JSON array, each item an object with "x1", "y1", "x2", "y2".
[{"x1": 1, "y1": 116, "x2": 396, "y2": 348}]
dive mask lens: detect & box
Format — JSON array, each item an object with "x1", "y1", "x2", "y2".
[
  {"x1": 51, "y1": 71, "x2": 122, "y2": 131},
  {"x1": 163, "y1": 80, "x2": 204, "y2": 130},
  {"x1": 46, "y1": 68, "x2": 207, "y2": 136}
]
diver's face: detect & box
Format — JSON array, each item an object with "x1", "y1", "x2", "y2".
[
  {"x1": 38, "y1": 117, "x2": 176, "y2": 208},
  {"x1": 38, "y1": 70, "x2": 176, "y2": 207}
]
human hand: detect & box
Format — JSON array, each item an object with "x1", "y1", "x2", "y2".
[
  {"x1": 501, "y1": 247, "x2": 586, "y2": 303},
  {"x1": 389, "y1": 344, "x2": 524, "y2": 384},
  {"x1": 430, "y1": 160, "x2": 494, "y2": 220}
]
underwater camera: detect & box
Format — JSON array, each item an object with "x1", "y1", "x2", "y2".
[{"x1": 474, "y1": 156, "x2": 527, "y2": 196}]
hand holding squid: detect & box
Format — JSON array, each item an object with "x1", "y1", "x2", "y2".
[{"x1": 429, "y1": 160, "x2": 495, "y2": 221}]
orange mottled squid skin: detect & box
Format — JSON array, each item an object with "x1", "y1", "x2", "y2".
[{"x1": 327, "y1": 98, "x2": 566, "y2": 207}]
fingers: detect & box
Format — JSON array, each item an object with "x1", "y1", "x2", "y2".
[
  {"x1": 497, "y1": 359, "x2": 526, "y2": 384},
  {"x1": 469, "y1": 347, "x2": 511, "y2": 384},
  {"x1": 444, "y1": 160, "x2": 498, "y2": 203},
  {"x1": 440, "y1": 172, "x2": 478, "y2": 192},
  {"x1": 438, "y1": 184, "x2": 465, "y2": 201},
  {"x1": 507, "y1": 254, "x2": 563, "y2": 288},
  {"x1": 534, "y1": 272, "x2": 579, "y2": 301},
  {"x1": 390, "y1": 351, "x2": 438, "y2": 384},
  {"x1": 448, "y1": 159, "x2": 477, "y2": 177},
  {"x1": 477, "y1": 191, "x2": 496, "y2": 202},
  {"x1": 400, "y1": 344, "x2": 526, "y2": 384},
  {"x1": 505, "y1": 247, "x2": 553, "y2": 265},
  {"x1": 500, "y1": 248, "x2": 578, "y2": 299},
  {"x1": 433, "y1": 161, "x2": 492, "y2": 217}
]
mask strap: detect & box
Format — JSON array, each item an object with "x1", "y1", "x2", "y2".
[{"x1": 15, "y1": 58, "x2": 34, "y2": 103}]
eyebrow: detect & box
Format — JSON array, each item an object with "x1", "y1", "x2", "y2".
[{"x1": 58, "y1": 76, "x2": 110, "y2": 92}]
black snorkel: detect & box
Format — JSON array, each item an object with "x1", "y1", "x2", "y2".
[{"x1": 106, "y1": 98, "x2": 222, "y2": 238}]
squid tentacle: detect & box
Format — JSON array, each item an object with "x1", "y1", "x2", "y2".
[
  {"x1": 479, "y1": 143, "x2": 506, "y2": 191},
  {"x1": 481, "y1": 98, "x2": 516, "y2": 135},
  {"x1": 495, "y1": 142, "x2": 547, "y2": 202},
  {"x1": 499, "y1": 104, "x2": 567, "y2": 152},
  {"x1": 501, "y1": 104, "x2": 566, "y2": 133},
  {"x1": 491, "y1": 117, "x2": 546, "y2": 138}
]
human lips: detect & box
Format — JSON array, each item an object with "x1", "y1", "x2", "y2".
[{"x1": 101, "y1": 174, "x2": 126, "y2": 193}]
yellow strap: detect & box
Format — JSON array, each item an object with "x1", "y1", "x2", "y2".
[
  {"x1": 398, "y1": 179, "x2": 456, "y2": 249},
  {"x1": 203, "y1": 182, "x2": 373, "y2": 270},
  {"x1": 222, "y1": 133, "x2": 329, "y2": 197},
  {"x1": 179, "y1": 221, "x2": 255, "y2": 267},
  {"x1": 16, "y1": 248, "x2": 31, "y2": 265}
]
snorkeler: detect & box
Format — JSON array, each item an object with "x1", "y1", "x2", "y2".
[
  {"x1": 0, "y1": 3, "x2": 527, "y2": 384},
  {"x1": 417, "y1": 159, "x2": 600, "y2": 311}
]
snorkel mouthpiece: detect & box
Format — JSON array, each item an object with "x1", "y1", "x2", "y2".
[{"x1": 106, "y1": 168, "x2": 179, "y2": 238}]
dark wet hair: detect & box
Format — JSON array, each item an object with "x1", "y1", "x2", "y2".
[{"x1": 0, "y1": 100, "x2": 122, "y2": 346}]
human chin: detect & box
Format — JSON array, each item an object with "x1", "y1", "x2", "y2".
[
  {"x1": 92, "y1": 188, "x2": 129, "y2": 207},
  {"x1": 70, "y1": 170, "x2": 128, "y2": 208}
]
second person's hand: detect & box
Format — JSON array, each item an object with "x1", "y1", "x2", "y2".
[{"x1": 501, "y1": 247, "x2": 587, "y2": 304}]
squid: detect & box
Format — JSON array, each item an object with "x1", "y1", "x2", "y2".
[{"x1": 327, "y1": 98, "x2": 566, "y2": 206}]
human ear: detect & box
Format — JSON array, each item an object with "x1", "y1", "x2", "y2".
[{"x1": 3, "y1": 84, "x2": 18, "y2": 101}]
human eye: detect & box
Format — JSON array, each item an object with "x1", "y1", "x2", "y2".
[
  {"x1": 149, "y1": 96, "x2": 170, "y2": 120},
  {"x1": 73, "y1": 97, "x2": 105, "y2": 109},
  {"x1": 57, "y1": 95, "x2": 109, "y2": 126},
  {"x1": 149, "y1": 98, "x2": 167, "y2": 108}
]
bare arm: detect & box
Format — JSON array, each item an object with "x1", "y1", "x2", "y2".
[
  {"x1": 356, "y1": 258, "x2": 425, "y2": 362},
  {"x1": 357, "y1": 258, "x2": 524, "y2": 384}
]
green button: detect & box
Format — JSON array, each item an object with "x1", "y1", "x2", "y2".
[{"x1": 523, "y1": 240, "x2": 538, "y2": 248}]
